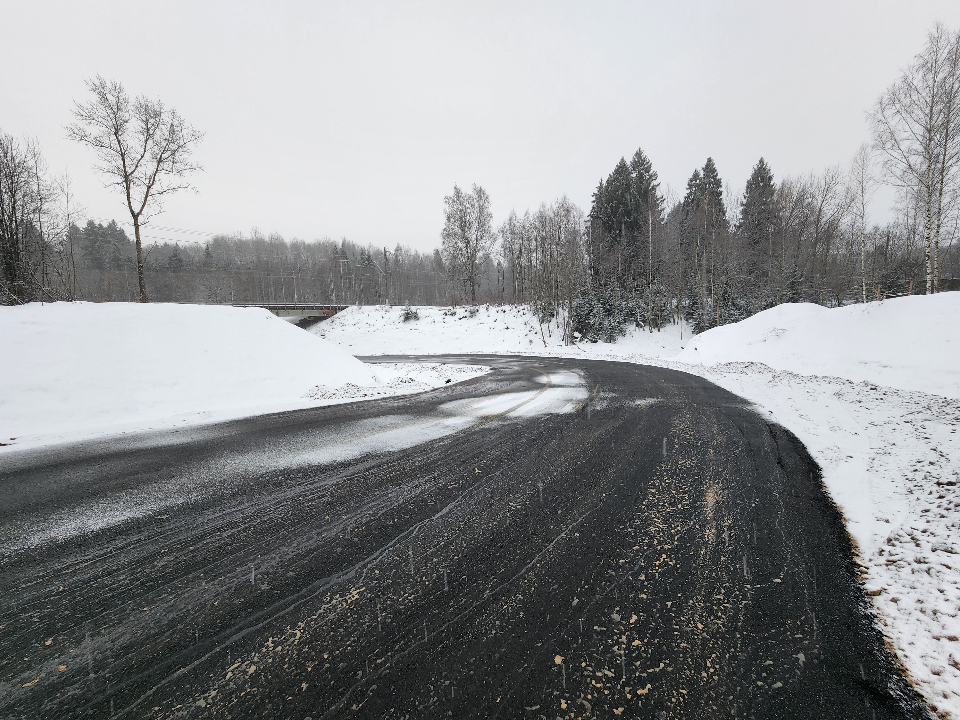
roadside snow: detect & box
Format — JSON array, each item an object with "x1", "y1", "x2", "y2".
[
  {"x1": 0, "y1": 303, "x2": 487, "y2": 451},
  {"x1": 315, "y1": 304, "x2": 688, "y2": 358},
  {"x1": 675, "y1": 296, "x2": 960, "y2": 399},
  {"x1": 319, "y1": 295, "x2": 960, "y2": 718},
  {"x1": 303, "y1": 363, "x2": 487, "y2": 401}
]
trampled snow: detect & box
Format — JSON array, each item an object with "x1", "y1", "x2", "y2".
[
  {"x1": 0, "y1": 302, "x2": 487, "y2": 450},
  {"x1": 318, "y1": 295, "x2": 960, "y2": 718}
]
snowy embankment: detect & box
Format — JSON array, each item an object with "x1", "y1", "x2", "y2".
[
  {"x1": 319, "y1": 297, "x2": 960, "y2": 719},
  {"x1": 0, "y1": 303, "x2": 486, "y2": 451},
  {"x1": 317, "y1": 303, "x2": 688, "y2": 358},
  {"x1": 676, "y1": 296, "x2": 960, "y2": 399}
]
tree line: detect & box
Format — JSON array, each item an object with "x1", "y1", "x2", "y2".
[
  {"x1": 435, "y1": 24, "x2": 960, "y2": 342},
  {"x1": 24, "y1": 221, "x2": 450, "y2": 306},
  {"x1": 3, "y1": 26, "x2": 959, "y2": 340}
]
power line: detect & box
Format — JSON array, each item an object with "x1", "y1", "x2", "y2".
[
  {"x1": 140, "y1": 234, "x2": 211, "y2": 244},
  {"x1": 84, "y1": 216, "x2": 221, "y2": 238}
]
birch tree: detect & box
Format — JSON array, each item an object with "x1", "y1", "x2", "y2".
[
  {"x1": 870, "y1": 24, "x2": 960, "y2": 293},
  {"x1": 440, "y1": 184, "x2": 494, "y2": 303},
  {"x1": 849, "y1": 144, "x2": 877, "y2": 303}
]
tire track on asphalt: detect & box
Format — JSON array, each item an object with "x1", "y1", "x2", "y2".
[
  {"x1": 110, "y1": 384, "x2": 563, "y2": 717},
  {"x1": 0, "y1": 356, "x2": 933, "y2": 720}
]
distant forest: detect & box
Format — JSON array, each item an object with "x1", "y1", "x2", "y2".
[
  {"x1": 50, "y1": 221, "x2": 451, "y2": 307},
  {"x1": 2, "y1": 25, "x2": 959, "y2": 341}
]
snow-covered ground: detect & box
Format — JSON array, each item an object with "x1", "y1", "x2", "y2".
[
  {"x1": 0, "y1": 302, "x2": 487, "y2": 451},
  {"x1": 318, "y1": 297, "x2": 960, "y2": 718},
  {"x1": 675, "y1": 295, "x2": 960, "y2": 399},
  {"x1": 316, "y1": 303, "x2": 689, "y2": 358}
]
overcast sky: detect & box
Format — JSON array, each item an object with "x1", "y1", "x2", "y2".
[{"x1": 6, "y1": 1, "x2": 960, "y2": 251}]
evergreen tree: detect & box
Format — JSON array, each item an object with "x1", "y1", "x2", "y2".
[
  {"x1": 682, "y1": 169, "x2": 704, "y2": 213},
  {"x1": 103, "y1": 221, "x2": 130, "y2": 270},
  {"x1": 701, "y1": 157, "x2": 726, "y2": 226},
  {"x1": 595, "y1": 158, "x2": 634, "y2": 238},
  {"x1": 679, "y1": 159, "x2": 730, "y2": 334},
  {"x1": 82, "y1": 220, "x2": 107, "y2": 271},
  {"x1": 628, "y1": 147, "x2": 661, "y2": 224},
  {"x1": 738, "y1": 158, "x2": 776, "y2": 248},
  {"x1": 681, "y1": 159, "x2": 725, "y2": 224},
  {"x1": 166, "y1": 244, "x2": 185, "y2": 271},
  {"x1": 736, "y1": 158, "x2": 777, "y2": 307}
]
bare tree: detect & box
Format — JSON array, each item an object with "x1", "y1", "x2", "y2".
[
  {"x1": 870, "y1": 24, "x2": 960, "y2": 294},
  {"x1": 55, "y1": 172, "x2": 81, "y2": 299},
  {"x1": 0, "y1": 132, "x2": 33, "y2": 301},
  {"x1": 440, "y1": 184, "x2": 495, "y2": 303},
  {"x1": 935, "y1": 31, "x2": 960, "y2": 291},
  {"x1": 67, "y1": 76, "x2": 203, "y2": 302},
  {"x1": 849, "y1": 144, "x2": 877, "y2": 303}
]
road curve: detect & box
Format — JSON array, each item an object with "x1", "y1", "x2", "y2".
[{"x1": 0, "y1": 355, "x2": 930, "y2": 719}]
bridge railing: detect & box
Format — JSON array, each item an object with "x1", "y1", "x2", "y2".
[
  {"x1": 230, "y1": 303, "x2": 350, "y2": 319},
  {"x1": 231, "y1": 303, "x2": 348, "y2": 310}
]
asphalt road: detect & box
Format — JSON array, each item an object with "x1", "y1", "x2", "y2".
[{"x1": 0, "y1": 356, "x2": 931, "y2": 720}]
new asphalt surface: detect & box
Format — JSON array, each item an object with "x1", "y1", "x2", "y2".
[{"x1": 0, "y1": 356, "x2": 932, "y2": 719}]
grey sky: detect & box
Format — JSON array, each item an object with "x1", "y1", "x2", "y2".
[{"x1": 6, "y1": 1, "x2": 960, "y2": 251}]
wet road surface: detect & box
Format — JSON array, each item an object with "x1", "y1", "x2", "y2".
[{"x1": 0, "y1": 356, "x2": 931, "y2": 719}]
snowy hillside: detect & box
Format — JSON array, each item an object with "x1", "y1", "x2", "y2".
[
  {"x1": 318, "y1": 294, "x2": 960, "y2": 718},
  {"x1": 315, "y1": 303, "x2": 690, "y2": 358},
  {"x1": 0, "y1": 302, "x2": 486, "y2": 450}
]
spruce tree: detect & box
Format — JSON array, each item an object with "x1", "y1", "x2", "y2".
[
  {"x1": 737, "y1": 158, "x2": 776, "y2": 248},
  {"x1": 166, "y1": 244, "x2": 185, "y2": 272},
  {"x1": 701, "y1": 157, "x2": 726, "y2": 226},
  {"x1": 82, "y1": 220, "x2": 106, "y2": 271},
  {"x1": 682, "y1": 169, "x2": 704, "y2": 213},
  {"x1": 737, "y1": 158, "x2": 777, "y2": 310},
  {"x1": 629, "y1": 148, "x2": 662, "y2": 330},
  {"x1": 628, "y1": 148, "x2": 661, "y2": 220},
  {"x1": 597, "y1": 158, "x2": 634, "y2": 238}
]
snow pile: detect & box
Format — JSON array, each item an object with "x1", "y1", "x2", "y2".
[
  {"x1": 675, "y1": 295, "x2": 960, "y2": 398},
  {"x1": 0, "y1": 303, "x2": 486, "y2": 450},
  {"x1": 315, "y1": 303, "x2": 689, "y2": 358}
]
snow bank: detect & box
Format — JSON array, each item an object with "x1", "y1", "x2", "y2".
[
  {"x1": 315, "y1": 304, "x2": 689, "y2": 359},
  {"x1": 675, "y1": 294, "x2": 960, "y2": 399},
  {"x1": 0, "y1": 303, "x2": 484, "y2": 450}
]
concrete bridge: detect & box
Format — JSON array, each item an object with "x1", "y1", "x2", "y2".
[{"x1": 232, "y1": 303, "x2": 350, "y2": 323}]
